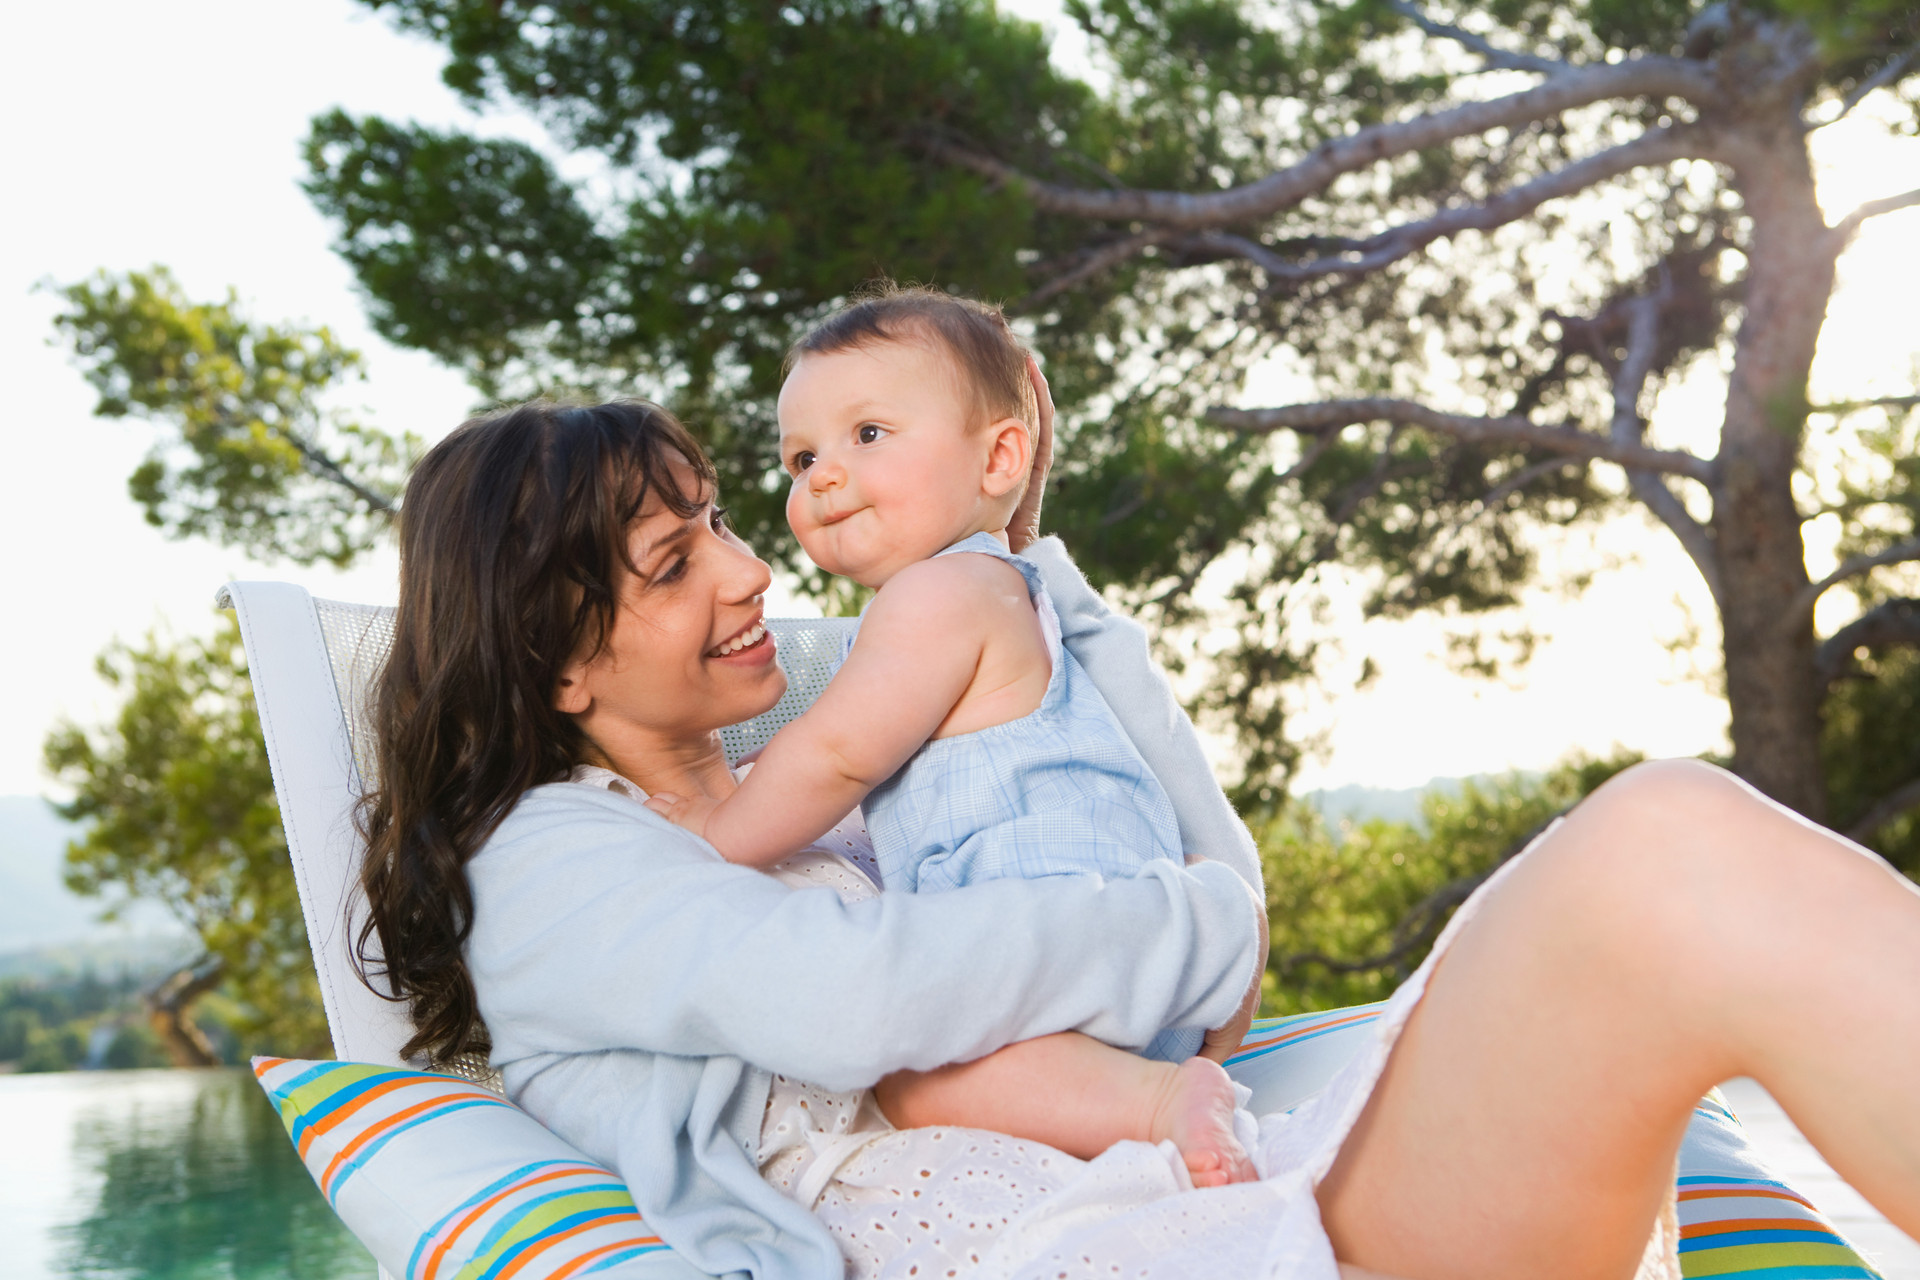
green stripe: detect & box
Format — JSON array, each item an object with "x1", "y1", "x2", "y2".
[
  {"x1": 1680, "y1": 1240, "x2": 1875, "y2": 1277},
  {"x1": 453, "y1": 1188, "x2": 636, "y2": 1279}
]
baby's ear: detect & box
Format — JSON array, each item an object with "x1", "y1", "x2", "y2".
[{"x1": 981, "y1": 416, "x2": 1034, "y2": 499}]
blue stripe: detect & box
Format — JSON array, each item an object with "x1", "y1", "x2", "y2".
[
  {"x1": 1228, "y1": 1017, "x2": 1381, "y2": 1065},
  {"x1": 1678, "y1": 1175, "x2": 1801, "y2": 1192},
  {"x1": 580, "y1": 1244, "x2": 672, "y2": 1274},
  {"x1": 1679, "y1": 1229, "x2": 1848, "y2": 1252},
  {"x1": 1677, "y1": 1268, "x2": 1877, "y2": 1279},
  {"x1": 1243, "y1": 1004, "x2": 1386, "y2": 1036},
  {"x1": 327, "y1": 1098, "x2": 510, "y2": 1203},
  {"x1": 406, "y1": 1159, "x2": 581, "y2": 1279},
  {"x1": 286, "y1": 1068, "x2": 421, "y2": 1149},
  {"x1": 469, "y1": 1204, "x2": 645, "y2": 1280},
  {"x1": 465, "y1": 1181, "x2": 633, "y2": 1262}
]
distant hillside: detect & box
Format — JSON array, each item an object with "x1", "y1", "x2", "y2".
[
  {"x1": 0, "y1": 795, "x2": 183, "y2": 959},
  {"x1": 1299, "y1": 777, "x2": 1472, "y2": 834}
]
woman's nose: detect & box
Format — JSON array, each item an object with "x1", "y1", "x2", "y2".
[{"x1": 721, "y1": 538, "x2": 773, "y2": 602}]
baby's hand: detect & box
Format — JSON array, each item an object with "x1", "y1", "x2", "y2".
[{"x1": 643, "y1": 792, "x2": 720, "y2": 839}]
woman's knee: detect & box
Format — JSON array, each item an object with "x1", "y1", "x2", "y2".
[
  {"x1": 1482, "y1": 759, "x2": 1796, "y2": 980},
  {"x1": 1552, "y1": 758, "x2": 1775, "y2": 893}
]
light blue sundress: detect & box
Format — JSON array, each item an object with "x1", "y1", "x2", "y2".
[{"x1": 860, "y1": 533, "x2": 1202, "y2": 1062}]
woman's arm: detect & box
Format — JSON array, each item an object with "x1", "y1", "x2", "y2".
[
  {"x1": 467, "y1": 783, "x2": 1263, "y2": 1092},
  {"x1": 1022, "y1": 536, "x2": 1264, "y2": 894}
]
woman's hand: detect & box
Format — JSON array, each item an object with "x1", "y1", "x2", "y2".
[
  {"x1": 1197, "y1": 861, "x2": 1269, "y2": 1067},
  {"x1": 1007, "y1": 354, "x2": 1055, "y2": 554}
]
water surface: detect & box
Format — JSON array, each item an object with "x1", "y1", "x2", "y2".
[{"x1": 0, "y1": 1068, "x2": 373, "y2": 1279}]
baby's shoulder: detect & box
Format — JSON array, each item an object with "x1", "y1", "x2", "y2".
[{"x1": 870, "y1": 552, "x2": 1030, "y2": 627}]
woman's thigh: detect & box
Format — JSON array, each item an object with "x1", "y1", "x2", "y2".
[{"x1": 1316, "y1": 759, "x2": 1920, "y2": 1280}]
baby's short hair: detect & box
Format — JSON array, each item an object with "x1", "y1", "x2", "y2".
[{"x1": 788, "y1": 283, "x2": 1039, "y2": 434}]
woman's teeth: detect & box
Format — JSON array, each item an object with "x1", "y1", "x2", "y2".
[{"x1": 711, "y1": 623, "x2": 766, "y2": 657}]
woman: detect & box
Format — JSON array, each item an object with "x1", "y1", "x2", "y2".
[{"x1": 361, "y1": 391, "x2": 1920, "y2": 1280}]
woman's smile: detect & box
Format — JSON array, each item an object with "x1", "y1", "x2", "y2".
[{"x1": 708, "y1": 619, "x2": 776, "y2": 663}]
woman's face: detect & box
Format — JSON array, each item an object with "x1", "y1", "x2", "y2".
[{"x1": 555, "y1": 461, "x2": 785, "y2": 767}]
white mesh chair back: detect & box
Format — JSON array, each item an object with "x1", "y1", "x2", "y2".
[{"x1": 221, "y1": 580, "x2": 854, "y2": 1068}]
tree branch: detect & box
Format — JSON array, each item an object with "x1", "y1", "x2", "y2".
[
  {"x1": 1605, "y1": 277, "x2": 1725, "y2": 603},
  {"x1": 1809, "y1": 394, "x2": 1920, "y2": 416},
  {"x1": 926, "y1": 58, "x2": 1717, "y2": 230},
  {"x1": 1815, "y1": 597, "x2": 1920, "y2": 689},
  {"x1": 1275, "y1": 426, "x2": 1344, "y2": 483},
  {"x1": 209, "y1": 405, "x2": 399, "y2": 518},
  {"x1": 1810, "y1": 47, "x2": 1919, "y2": 131},
  {"x1": 1016, "y1": 228, "x2": 1171, "y2": 311},
  {"x1": 1792, "y1": 538, "x2": 1920, "y2": 621},
  {"x1": 1389, "y1": 0, "x2": 1567, "y2": 75},
  {"x1": 1182, "y1": 127, "x2": 1703, "y2": 287},
  {"x1": 284, "y1": 427, "x2": 401, "y2": 517},
  {"x1": 1830, "y1": 187, "x2": 1920, "y2": 245},
  {"x1": 1306, "y1": 427, "x2": 1414, "y2": 565},
  {"x1": 1846, "y1": 776, "x2": 1920, "y2": 843},
  {"x1": 1208, "y1": 398, "x2": 1713, "y2": 481}
]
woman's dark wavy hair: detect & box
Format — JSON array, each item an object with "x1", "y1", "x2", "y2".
[{"x1": 358, "y1": 399, "x2": 716, "y2": 1063}]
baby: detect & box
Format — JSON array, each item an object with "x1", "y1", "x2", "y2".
[{"x1": 647, "y1": 286, "x2": 1255, "y2": 1187}]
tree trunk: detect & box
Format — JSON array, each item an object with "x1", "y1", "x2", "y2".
[
  {"x1": 146, "y1": 956, "x2": 225, "y2": 1069},
  {"x1": 1712, "y1": 122, "x2": 1834, "y2": 820}
]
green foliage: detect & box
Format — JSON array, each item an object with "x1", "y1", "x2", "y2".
[
  {"x1": 50, "y1": 267, "x2": 418, "y2": 568},
  {"x1": 1823, "y1": 645, "x2": 1920, "y2": 875},
  {"x1": 300, "y1": 0, "x2": 1820, "y2": 793},
  {"x1": 0, "y1": 972, "x2": 170, "y2": 1073},
  {"x1": 1258, "y1": 751, "x2": 1643, "y2": 1014},
  {"x1": 43, "y1": 620, "x2": 330, "y2": 1058},
  {"x1": 1821, "y1": 402, "x2": 1920, "y2": 608}
]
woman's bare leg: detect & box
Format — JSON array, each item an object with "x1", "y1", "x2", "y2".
[{"x1": 1318, "y1": 759, "x2": 1920, "y2": 1280}]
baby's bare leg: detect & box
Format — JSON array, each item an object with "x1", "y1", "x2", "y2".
[{"x1": 874, "y1": 1032, "x2": 1256, "y2": 1186}]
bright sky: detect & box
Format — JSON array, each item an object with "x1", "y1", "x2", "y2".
[{"x1": 0, "y1": 1, "x2": 1914, "y2": 797}]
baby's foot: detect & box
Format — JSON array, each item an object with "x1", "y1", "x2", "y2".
[{"x1": 1149, "y1": 1056, "x2": 1256, "y2": 1188}]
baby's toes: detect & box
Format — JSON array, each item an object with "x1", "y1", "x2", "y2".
[{"x1": 1183, "y1": 1148, "x2": 1232, "y2": 1188}]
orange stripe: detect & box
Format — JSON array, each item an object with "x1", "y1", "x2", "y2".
[
  {"x1": 1682, "y1": 1217, "x2": 1835, "y2": 1240},
  {"x1": 1238, "y1": 1008, "x2": 1380, "y2": 1051},
  {"x1": 491, "y1": 1211, "x2": 647, "y2": 1280},
  {"x1": 544, "y1": 1235, "x2": 667, "y2": 1280},
  {"x1": 296, "y1": 1076, "x2": 425, "y2": 1160},
  {"x1": 1677, "y1": 1186, "x2": 1816, "y2": 1210},
  {"x1": 253, "y1": 1057, "x2": 290, "y2": 1078},
  {"x1": 319, "y1": 1090, "x2": 500, "y2": 1197},
  {"x1": 421, "y1": 1165, "x2": 605, "y2": 1280}
]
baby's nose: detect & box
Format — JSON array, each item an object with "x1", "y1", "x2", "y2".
[{"x1": 808, "y1": 462, "x2": 844, "y2": 492}]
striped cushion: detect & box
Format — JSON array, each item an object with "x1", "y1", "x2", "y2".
[
  {"x1": 1223, "y1": 1009, "x2": 1885, "y2": 1279},
  {"x1": 252, "y1": 1057, "x2": 706, "y2": 1280},
  {"x1": 258, "y1": 1016, "x2": 1882, "y2": 1280}
]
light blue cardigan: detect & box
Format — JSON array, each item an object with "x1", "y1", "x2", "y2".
[{"x1": 466, "y1": 538, "x2": 1266, "y2": 1280}]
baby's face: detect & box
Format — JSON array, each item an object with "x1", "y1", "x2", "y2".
[{"x1": 778, "y1": 340, "x2": 1006, "y2": 588}]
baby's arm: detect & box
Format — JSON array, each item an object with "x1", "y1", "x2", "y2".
[
  {"x1": 648, "y1": 558, "x2": 995, "y2": 867},
  {"x1": 874, "y1": 1033, "x2": 1254, "y2": 1187}
]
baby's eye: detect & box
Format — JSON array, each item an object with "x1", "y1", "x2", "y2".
[
  {"x1": 791, "y1": 450, "x2": 816, "y2": 473},
  {"x1": 709, "y1": 505, "x2": 730, "y2": 531},
  {"x1": 856, "y1": 424, "x2": 889, "y2": 445}
]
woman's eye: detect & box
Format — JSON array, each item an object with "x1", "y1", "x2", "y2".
[
  {"x1": 659, "y1": 556, "x2": 689, "y2": 584},
  {"x1": 793, "y1": 451, "x2": 815, "y2": 472},
  {"x1": 856, "y1": 424, "x2": 888, "y2": 445}
]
